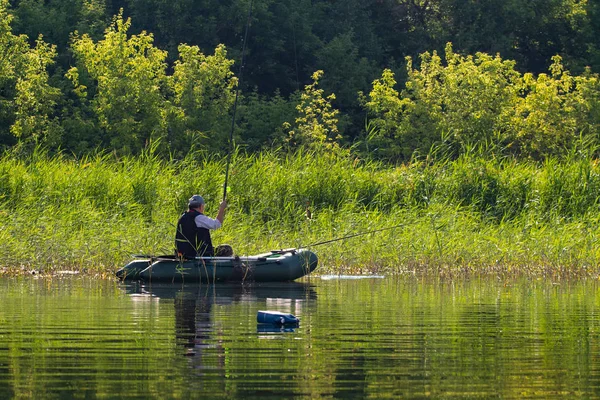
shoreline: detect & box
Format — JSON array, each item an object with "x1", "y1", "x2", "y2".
[
  {"x1": 2, "y1": 262, "x2": 598, "y2": 281},
  {"x1": 2, "y1": 151, "x2": 600, "y2": 279}
]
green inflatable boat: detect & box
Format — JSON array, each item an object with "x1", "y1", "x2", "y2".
[{"x1": 116, "y1": 248, "x2": 318, "y2": 283}]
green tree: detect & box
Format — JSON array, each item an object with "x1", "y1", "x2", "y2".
[
  {"x1": 314, "y1": 31, "x2": 379, "y2": 111},
  {"x1": 363, "y1": 44, "x2": 600, "y2": 161},
  {"x1": 11, "y1": 36, "x2": 63, "y2": 147},
  {"x1": 409, "y1": 44, "x2": 521, "y2": 149},
  {"x1": 359, "y1": 68, "x2": 425, "y2": 161},
  {"x1": 586, "y1": 0, "x2": 600, "y2": 71},
  {"x1": 169, "y1": 43, "x2": 237, "y2": 154},
  {"x1": 510, "y1": 56, "x2": 600, "y2": 158},
  {"x1": 362, "y1": 44, "x2": 521, "y2": 160},
  {"x1": 286, "y1": 70, "x2": 341, "y2": 151},
  {"x1": 66, "y1": 10, "x2": 237, "y2": 156},
  {"x1": 237, "y1": 89, "x2": 298, "y2": 151},
  {"x1": 0, "y1": 0, "x2": 26, "y2": 147},
  {"x1": 11, "y1": 0, "x2": 108, "y2": 60},
  {"x1": 0, "y1": 0, "x2": 61, "y2": 149},
  {"x1": 67, "y1": 11, "x2": 169, "y2": 154}
]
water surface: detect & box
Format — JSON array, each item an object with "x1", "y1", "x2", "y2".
[{"x1": 1, "y1": 276, "x2": 600, "y2": 398}]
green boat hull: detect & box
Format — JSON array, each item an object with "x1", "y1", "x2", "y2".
[{"x1": 116, "y1": 249, "x2": 318, "y2": 283}]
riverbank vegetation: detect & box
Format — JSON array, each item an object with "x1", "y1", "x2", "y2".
[
  {"x1": 2, "y1": 1, "x2": 600, "y2": 277},
  {"x1": 2, "y1": 149, "x2": 600, "y2": 277}
]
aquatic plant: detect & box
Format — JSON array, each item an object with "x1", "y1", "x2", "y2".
[{"x1": 1, "y1": 148, "x2": 600, "y2": 277}]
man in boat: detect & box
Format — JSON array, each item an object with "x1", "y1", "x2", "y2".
[{"x1": 175, "y1": 194, "x2": 233, "y2": 258}]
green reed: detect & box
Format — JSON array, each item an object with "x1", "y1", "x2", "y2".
[{"x1": 1, "y1": 148, "x2": 600, "y2": 277}]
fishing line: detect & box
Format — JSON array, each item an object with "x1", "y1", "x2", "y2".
[
  {"x1": 223, "y1": 0, "x2": 254, "y2": 202},
  {"x1": 131, "y1": 224, "x2": 405, "y2": 258},
  {"x1": 304, "y1": 224, "x2": 405, "y2": 248}
]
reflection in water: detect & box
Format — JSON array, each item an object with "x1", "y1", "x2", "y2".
[
  {"x1": 124, "y1": 282, "x2": 317, "y2": 351},
  {"x1": 5, "y1": 277, "x2": 600, "y2": 398},
  {"x1": 256, "y1": 325, "x2": 298, "y2": 333}
]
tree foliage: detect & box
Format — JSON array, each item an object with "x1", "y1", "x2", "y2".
[
  {"x1": 363, "y1": 44, "x2": 600, "y2": 161},
  {"x1": 68, "y1": 12, "x2": 169, "y2": 153},
  {"x1": 286, "y1": 70, "x2": 341, "y2": 152},
  {"x1": 510, "y1": 56, "x2": 600, "y2": 158},
  {"x1": 170, "y1": 43, "x2": 236, "y2": 153},
  {"x1": 236, "y1": 89, "x2": 298, "y2": 151},
  {"x1": 66, "y1": 10, "x2": 236, "y2": 155},
  {"x1": 0, "y1": 0, "x2": 61, "y2": 150},
  {"x1": 2, "y1": 0, "x2": 600, "y2": 161},
  {"x1": 11, "y1": 37, "x2": 62, "y2": 146}
]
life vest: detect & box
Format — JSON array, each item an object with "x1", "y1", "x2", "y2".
[{"x1": 175, "y1": 209, "x2": 214, "y2": 258}]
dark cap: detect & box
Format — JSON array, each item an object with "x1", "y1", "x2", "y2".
[{"x1": 188, "y1": 195, "x2": 205, "y2": 208}]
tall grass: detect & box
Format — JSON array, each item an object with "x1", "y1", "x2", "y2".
[{"x1": 1, "y1": 148, "x2": 600, "y2": 277}]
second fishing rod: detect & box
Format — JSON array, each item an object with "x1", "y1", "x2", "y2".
[{"x1": 222, "y1": 0, "x2": 254, "y2": 202}]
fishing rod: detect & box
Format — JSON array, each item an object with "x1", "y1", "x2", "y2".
[
  {"x1": 132, "y1": 224, "x2": 405, "y2": 258},
  {"x1": 304, "y1": 224, "x2": 405, "y2": 248},
  {"x1": 223, "y1": 0, "x2": 254, "y2": 202}
]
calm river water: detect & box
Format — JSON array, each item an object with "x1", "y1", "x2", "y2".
[{"x1": 1, "y1": 275, "x2": 600, "y2": 399}]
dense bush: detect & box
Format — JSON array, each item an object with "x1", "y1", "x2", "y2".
[
  {"x1": 362, "y1": 45, "x2": 600, "y2": 161},
  {"x1": 3, "y1": 0, "x2": 600, "y2": 162}
]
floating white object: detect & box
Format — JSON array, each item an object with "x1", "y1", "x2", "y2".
[{"x1": 320, "y1": 275, "x2": 385, "y2": 280}]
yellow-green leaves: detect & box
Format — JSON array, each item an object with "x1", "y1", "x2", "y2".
[
  {"x1": 286, "y1": 70, "x2": 341, "y2": 152},
  {"x1": 0, "y1": 0, "x2": 20, "y2": 81},
  {"x1": 171, "y1": 43, "x2": 236, "y2": 151},
  {"x1": 68, "y1": 11, "x2": 169, "y2": 154},
  {"x1": 1, "y1": 0, "x2": 60, "y2": 146},
  {"x1": 363, "y1": 43, "x2": 600, "y2": 161},
  {"x1": 173, "y1": 44, "x2": 235, "y2": 114},
  {"x1": 11, "y1": 37, "x2": 61, "y2": 144},
  {"x1": 67, "y1": 11, "x2": 237, "y2": 156},
  {"x1": 510, "y1": 55, "x2": 600, "y2": 158}
]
